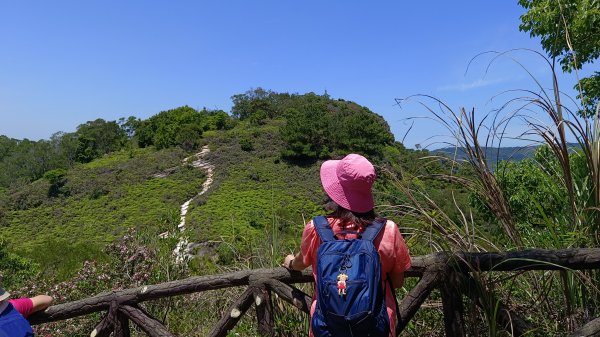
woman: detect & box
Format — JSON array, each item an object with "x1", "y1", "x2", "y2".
[
  {"x1": 283, "y1": 153, "x2": 411, "y2": 337},
  {"x1": 0, "y1": 287, "x2": 34, "y2": 337},
  {"x1": 10, "y1": 295, "x2": 54, "y2": 319}
]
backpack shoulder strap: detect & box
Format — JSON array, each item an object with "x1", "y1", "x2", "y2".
[
  {"x1": 361, "y1": 218, "x2": 386, "y2": 242},
  {"x1": 313, "y1": 216, "x2": 335, "y2": 242}
]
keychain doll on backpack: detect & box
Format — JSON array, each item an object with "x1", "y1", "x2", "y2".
[{"x1": 283, "y1": 153, "x2": 412, "y2": 337}]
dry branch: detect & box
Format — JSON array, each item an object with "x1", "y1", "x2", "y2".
[
  {"x1": 253, "y1": 285, "x2": 275, "y2": 337},
  {"x1": 457, "y1": 273, "x2": 532, "y2": 337},
  {"x1": 28, "y1": 248, "x2": 600, "y2": 336},
  {"x1": 410, "y1": 248, "x2": 600, "y2": 273},
  {"x1": 90, "y1": 316, "x2": 113, "y2": 337},
  {"x1": 114, "y1": 310, "x2": 130, "y2": 337}
]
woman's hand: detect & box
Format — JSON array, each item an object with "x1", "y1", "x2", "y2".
[
  {"x1": 283, "y1": 252, "x2": 309, "y2": 271},
  {"x1": 283, "y1": 254, "x2": 295, "y2": 269}
]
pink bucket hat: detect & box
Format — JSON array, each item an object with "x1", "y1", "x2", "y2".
[{"x1": 320, "y1": 154, "x2": 376, "y2": 213}]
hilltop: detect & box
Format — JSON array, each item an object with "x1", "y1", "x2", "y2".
[
  {"x1": 0, "y1": 89, "x2": 467, "y2": 282},
  {"x1": 1, "y1": 88, "x2": 593, "y2": 336},
  {"x1": 0, "y1": 89, "x2": 478, "y2": 335}
]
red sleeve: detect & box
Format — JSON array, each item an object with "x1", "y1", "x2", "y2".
[
  {"x1": 8, "y1": 298, "x2": 33, "y2": 318},
  {"x1": 391, "y1": 225, "x2": 412, "y2": 273},
  {"x1": 375, "y1": 220, "x2": 411, "y2": 274},
  {"x1": 300, "y1": 220, "x2": 319, "y2": 267}
]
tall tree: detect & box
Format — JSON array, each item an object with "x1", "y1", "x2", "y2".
[
  {"x1": 280, "y1": 93, "x2": 394, "y2": 160},
  {"x1": 118, "y1": 116, "x2": 141, "y2": 139},
  {"x1": 519, "y1": 0, "x2": 600, "y2": 115},
  {"x1": 75, "y1": 119, "x2": 127, "y2": 163}
]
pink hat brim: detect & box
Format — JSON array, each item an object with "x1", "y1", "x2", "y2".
[{"x1": 320, "y1": 159, "x2": 375, "y2": 213}]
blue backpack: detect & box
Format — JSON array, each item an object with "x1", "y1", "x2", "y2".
[
  {"x1": 311, "y1": 216, "x2": 390, "y2": 337},
  {"x1": 0, "y1": 303, "x2": 34, "y2": 337}
]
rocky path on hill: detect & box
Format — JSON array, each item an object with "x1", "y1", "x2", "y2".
[{"x1": 157, "y1": 145, "x2": 214, "y2": 263}]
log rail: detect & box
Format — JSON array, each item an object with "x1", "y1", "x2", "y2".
[{"x1": 27, "y1": 248, "x2": 600, "y2": 336}]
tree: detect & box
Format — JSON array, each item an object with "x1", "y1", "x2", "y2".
[
  {"x1": 134, "y1": 106, "x2": 214, "y2": 150},
  {"x1": 280, "y1": 93, "x2": 394, "y2": 160},
  {"x1": 519, "y1": 0, "x2": 600, "y2": 71},
  {"x1": 176, "y1": 124, "x2": 203, "y2": 152},
  {"x1": 579, "y1": 72, "x2": 600, "y2": 115},
  {"x1": 0, "y1": 136, "x2": 17, "y2": 161},
  {"x1": 231, "y1": 88, "x2": 276, "y2": 120},
  {"x1": 75, "y1": 119, "x2": 127, "y2": 163},
  {"x1": 118, "y1": 116, "x2": 140, "y2": 139},
  {"x1": 49, "y1": 131, "x2": 78, "y2": 167},
  {"x1": 519, "y1": 0, "x2": 600, "y2": 115},
  {"x1": 43, "y1": 168, "x2": 68, "y2": 197}
]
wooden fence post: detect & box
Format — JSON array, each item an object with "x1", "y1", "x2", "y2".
[
  {"x1": 457, "y1": 273, "x2": 531, "y2": 337},
  {"x1": 119, "y1": 304, "x2": 174, "y2": 337},
  {"x1": 254, "y1": 285, "x2": 275, "y2": 337},
  {"x1": 114, "y1": 310, "x2": 130, "y2": 337},
  {"x1": 568, "y1": 316, "x2": 600, "y2": 337},
  {"x1": 208, "y1": 287, "x2": 255, "y2": 337},
  {"x1": 439, "y1": 271, "x2": 466, "y2": 337},
  {"x1": 90, "y1": 300, "x2": 119, "y2": 337},
  {"x1": 263, "y1": 278, "x2": 312, "y2": 314},
  {"x1": 398, "y1": 271, "x2": 444, "y2": 333}
]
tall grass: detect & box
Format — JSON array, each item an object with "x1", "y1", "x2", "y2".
[{"x1": 393, "y1": 48, "x2": 600, "y2": 335}]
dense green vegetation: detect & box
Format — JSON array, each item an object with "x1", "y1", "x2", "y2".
[
  {"x1": 2, "y1": 147, "x2": 206, "y2": 280},
  {"x1": 0, "y1": 2, "x2": 597, "y2": 334},
  {"x1": 232, "y1": 89, "x2": 394, "y2": 160},
  {"x1": 0, "y1": 92, "x2": 401, "y2": 276},
  {"x1": 519, "y1": 0, "x2": 600, "y2": 115},
  {"x1": 136, "y1": 106, "x2": 233, "y2": 151},
  {"x1": 0, "y1": 90, "x2": 467, "y2": 335}
]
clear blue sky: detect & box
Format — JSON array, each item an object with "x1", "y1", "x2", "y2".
[{"x1": 0, "y1": 1, "x2": 593, "y2": 148}]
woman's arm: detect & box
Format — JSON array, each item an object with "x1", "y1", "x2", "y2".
[
  {"x1": 283, "y1": 252, "x2": 310, "y2": 271},
  {"x1": 30, "y1": 295, "x2": 53, "y2": 313}
]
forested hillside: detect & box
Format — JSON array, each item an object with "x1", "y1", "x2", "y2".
[
  {"x1": 0, "y1": 0, "x2": 598, "y2": 335},
  {"x1": 0, "y1": 90, "x2": 474, "y2": 335},
  {"x1": 2, "y1": 79, "x2": 600, "y2": 336}
]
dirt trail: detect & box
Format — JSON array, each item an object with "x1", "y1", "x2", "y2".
[{"x1": 158, "y1": 145, "x2": 214, "y2": 263}]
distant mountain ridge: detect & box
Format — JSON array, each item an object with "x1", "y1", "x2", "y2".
[{"x1": 433, "y1": 143, "x2": 580, "y2": 162}]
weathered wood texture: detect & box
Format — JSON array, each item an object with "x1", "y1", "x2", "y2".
[
  {"x1": 457, "y1": 273, "x2": 532, "y2": 337},
  {"x1": 409, "y1": 248, "x2": 600, "y2": 273},
  {"x1": 569, "y1": 316, "x2": 600, "y2": 337},
  {"x1": 439, "y1": 271, "x2": 466, "y2": 337},
  {"x1": 90, "y1": 315, "x2": 113, "y2": 337},
  {"x1": 397, "y1": 271, "x2": 444, "y2": 332},
  {"x1": 263, "y1": 278, "x2": 312, "y2": 314},
  {"x1": 119, "y1": 305, "x2": 174, "y2": 337},
  {"x1": 254, "y1": 286, "x2": 275, "y2": 337},
  {"x1": 207, "y1": 287, "x2": 255, "y2": 337},
  {"x1": 27, "y1": 248, "x2": 600, "y2": 337},
  {"x1": 114, "y1": 310, "x2": 130, "y2": 337},
  {"x1": 29, "y1": 268, "x2": 313, "y2": 324}
]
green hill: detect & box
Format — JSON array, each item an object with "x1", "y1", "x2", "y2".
[
  {"x1": 1, "y1": 147, "x2": 207, "y2": 279},
  {"x1": 0, "y1": 90, "x2": 472, "y2": 335}
]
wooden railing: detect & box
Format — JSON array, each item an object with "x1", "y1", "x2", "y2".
[{"x1": 28, "y1": 248, "x2": 600, "y2": 337}]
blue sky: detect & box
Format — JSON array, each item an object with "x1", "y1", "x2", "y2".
[{"x1": 0, "y1": 1, "x2": 594, "y2": 148}]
